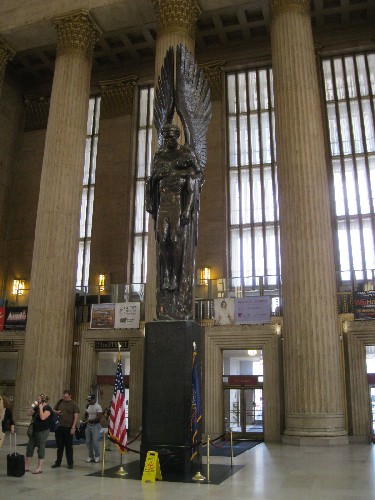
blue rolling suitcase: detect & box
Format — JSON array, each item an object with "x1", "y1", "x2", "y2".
[{"x1": 7, "y1": 433, "x2": 25, "y2": 477}]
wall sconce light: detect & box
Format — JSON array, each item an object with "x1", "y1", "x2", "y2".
[
  {"x1": 199, "y1": 267, "x2": 211, "y2": 285},
  {"x1": 12, "y1": 279, "x2": 25, "y2": 295},
  {"x1": 99, "y1": 274, "x2": 106, "y2": 292}
]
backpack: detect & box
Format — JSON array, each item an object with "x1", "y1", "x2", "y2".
[{"x1": 50, "y1": 399, "x2": 63, "y2": 432}]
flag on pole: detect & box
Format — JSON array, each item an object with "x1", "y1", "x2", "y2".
[
  {"x1": 190, "y1": 342, "x2": 201, "y2": 460},
  {"x1": 109, "y1": 351, "x2": 128, "y2": 453}
]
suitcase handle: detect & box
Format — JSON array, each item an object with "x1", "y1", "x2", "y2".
[{"x1": 9, "y1": 431, "x2": 17, "y2": 455}]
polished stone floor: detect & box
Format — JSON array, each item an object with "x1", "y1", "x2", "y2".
[{"x1": 1, "y1": 430, "x2": 375, "y2": 499}]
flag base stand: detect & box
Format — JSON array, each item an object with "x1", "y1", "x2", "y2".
[
  {"x1": 115, "y1": 465, "x2": 127, "y2": 476},
  {"x1": 192, "y1": 471, "x2": 206, "y2": 482},
  {"x1": 115, "y1": 453, "x2": 128, "y2": 476}
]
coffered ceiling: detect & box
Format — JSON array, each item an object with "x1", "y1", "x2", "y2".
[{"x1": 2, "y1": 0, "x2": 375, "y2": 87}]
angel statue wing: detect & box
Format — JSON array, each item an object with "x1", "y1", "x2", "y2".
[
  {"x1": 154, "y1": 47, "x2": 175, "y2": 149},
  {"x1": 175, "y1": 44, "x2": 212, "y2": 171}
]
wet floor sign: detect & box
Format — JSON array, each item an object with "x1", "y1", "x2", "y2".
[{"x1": 141, "y1": 451, "x2": 162, "y2": 483}]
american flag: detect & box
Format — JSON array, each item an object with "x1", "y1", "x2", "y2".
[{"x1": 109, "y1": 352, "x2": 127, "y2": 453}]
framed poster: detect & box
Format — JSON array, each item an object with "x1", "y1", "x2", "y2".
[
  {"x1": 90, "y1": 303, "x2": 115, "y2": 329},
  {"x1": 4, "y1": 307, "x2": 27, "y2": 330},
  {"x1": 353, "y1": 291, "x2": 375, "y2": 320},
  {"x1": 213, "y1": 298, "x2": 235, "y2": 325},
  {"x1": 234, "y1": 296, "x2": 271, "y2": 324},
  {"x1": 115, "y1": 302, "x2": 140, "y2": 329}
]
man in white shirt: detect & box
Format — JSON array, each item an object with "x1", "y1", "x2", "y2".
[{"x1": 84, "y1": 394, "x2": 102, "y2": 463}]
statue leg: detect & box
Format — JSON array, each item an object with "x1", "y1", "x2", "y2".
[{"x1": 158, "y1": 213, "x2": 171, "y2": 289}]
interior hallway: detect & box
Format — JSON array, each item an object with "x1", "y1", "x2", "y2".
[{"x1": 1, "y1": 431, "x2": 375, "y2": 499}]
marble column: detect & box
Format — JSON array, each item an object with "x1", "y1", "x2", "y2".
[
  {"x1": 145, "y1": 0, "x2": 200, "y2": 321},
  {"x1": 269, "y1": 0, "x2": 347, "y2": 444},
  {"x1": 15, "y1": 10, "x2": 101, "y2": 423},
  {"x1": 0, "y1": 35, "x2": 15, "y2": 97}
]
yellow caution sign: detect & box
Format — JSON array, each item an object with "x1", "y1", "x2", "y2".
[{"x1": 141, "y1": 451, "x2": 162, "y2": 483}]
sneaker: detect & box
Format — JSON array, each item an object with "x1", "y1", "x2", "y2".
[
  {"x1": 86, "y1": 457, "x2": 94, "y2": 463},
  {"x1": 94, "y1": 457, "x2": 100, "y2": 463}
]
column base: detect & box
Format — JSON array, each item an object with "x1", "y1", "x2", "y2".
[
  {"x1": 283, "y1": 412, "x2": 348, "y2": 445},
  {"x1": 282, "y1": 435, "x2": 349, "y2": 446}
]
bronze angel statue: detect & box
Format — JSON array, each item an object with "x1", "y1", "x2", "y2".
[{"x1": 146, "y1": 45, "x2": 211, "y2": 320}]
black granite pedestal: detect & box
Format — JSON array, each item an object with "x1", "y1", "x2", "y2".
[{"x1": 140, "y1": 320, "x2": 203, "y2": 479}]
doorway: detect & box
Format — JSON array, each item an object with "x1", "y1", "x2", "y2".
[{"x1": 223, "y1": 349, "x2": 264, "y2": 440}]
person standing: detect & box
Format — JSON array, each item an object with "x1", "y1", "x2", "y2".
[
  {"x1": 85, "y1": 394, "x2": 102, "y2": 463},
  {"x1": 0, "y1": 395, "x2": 15, "y2": 449},
  {"x1": 25, "y1": 394, "x2": 52, "y2": 474},
  {"x1": 51, "y1": 389, "x2": 80, "y2": 470}
]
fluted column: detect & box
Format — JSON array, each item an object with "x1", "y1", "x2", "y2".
[
  {"x1": 269, "y1": 0, "x2": 347, "y2": 443},
  {"x1": 15, "y1": 10, "x2": 101, "y2": 423},
  {"x1": 0, "y1": 36, "x2": 15, "y2": 97},
  {"x1": 145, "y1": 0, "x2": 200, "y2": 321}
]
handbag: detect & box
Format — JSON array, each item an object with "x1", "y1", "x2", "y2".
[
  {"x1": 27, "y1": 423, "x2": 34, "y2": 438},
  {"x1": 27, "y1": 412, "x2": 36, "y2": 438}
]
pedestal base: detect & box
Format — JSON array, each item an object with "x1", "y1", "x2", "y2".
[{"x1": 140, "y1": 320, "x2": 203, "y2": 478}]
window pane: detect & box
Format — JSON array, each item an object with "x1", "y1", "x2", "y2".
[
  {"x1": 252, "y1": 167, "x2": 262, "y2": 224},
  {"x1": 264, "y1": 166, "x2": 274, "y2": 221},
  {"x1": 239, "y1": 115, "x2": 249, "y2": 166},
  {"x1": 227, "y1": 74, "x2": 237, "y2": 114},
  {"x1": 80, "y1": 187, "x2": 88, "y2": 238},
  {"x1": 362, "y1": 99, "x2": 375, "y2": 152},
  {"x1": 134, "y1": 181, "x2": 146, "y2": 233},
  {"x1": 230, "y1": 170, "x2": 240, "y2": 225},
  {"x1": 238, "y1": 73, "x2": 247, "y2": 113},
  {"x1": 228, "y1": 117, "x2": 238, "y2": 167},
  {"x1": 240, "y1": 169, "x2": 250, "y2": 224}
]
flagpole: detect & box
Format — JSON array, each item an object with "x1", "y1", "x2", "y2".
[{"x1": 115, "y1": 342, "x2": 127, "y2": 476}]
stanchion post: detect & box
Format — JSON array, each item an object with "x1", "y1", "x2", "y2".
[
  {"x1": 101, "y1": 429, "x2": 106, "y2": 475},
  {"x1": 230, "y1": 430, "x2": 234, "y2": 468},
  {"x1": 207, "y1": 434, "x2": 210, "y2": 483}
]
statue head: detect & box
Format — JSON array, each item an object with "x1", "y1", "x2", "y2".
[{"x1": 162, "y1": 124, "x2": 181, "y2": 149}]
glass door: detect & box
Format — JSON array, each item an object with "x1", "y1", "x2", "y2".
[{"x1": 224, "y1": 387, "x2": 263, "y2": 439}]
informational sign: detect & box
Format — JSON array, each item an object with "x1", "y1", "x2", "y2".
[
  {"x1": 353, "y1": 291, "x2": 375, "y2": 320},
  {"x1": 234, "y1": 296, "x2": 271, "y2": 324},
  {"x1": 142, "y1": 451, "x2": 162, "y2": 483},
  {"x1": 90, "y1": 303, "x2": 115, "y2": 329},
  {"x1": 4, "y1": 307, "x2": 28, "y2": 330},
  {"x1": 0, "y1": 340, "x2": 12, "y2": 347},
  {"x1": 115, "y1": 302, "x2": 140, "y2": 329},
  {"x1": 94, "y1": 341, "x2": 129, "y2": 350}
]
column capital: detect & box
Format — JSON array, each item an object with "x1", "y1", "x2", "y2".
[
  {"x1": 99, "y1": 76, "x2": 138, "y2": 118},
  {"x1": 269, "y1": 0, "x2": 310, "y2": 18},
  {"x1": 24, "y1": 95, "x2": 51, "y2": 131},
  {"x1": 200, "y1": 60, "x2": 225, "y2": 101},
  {"x1": 54, "y1": 9, "x2": 102, "y2": 60},
  {"x1": 152, "y1": 0, "x2": 201, "y2": 38}
]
